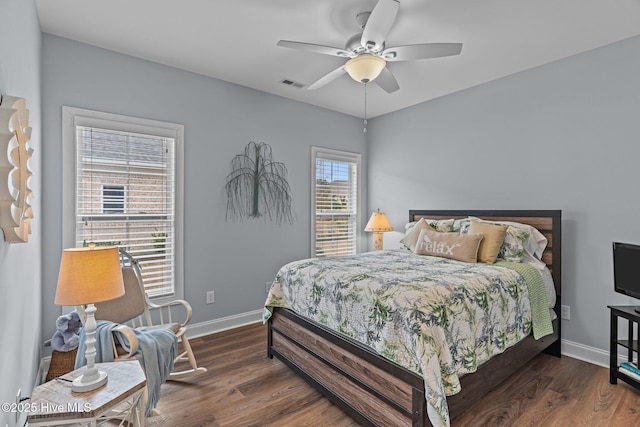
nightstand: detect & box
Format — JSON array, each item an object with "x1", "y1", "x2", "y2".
[
  {"x1": 609, "y1": 305, "x2": 640, "y2": 390},
  {"x1": 27, "y1": 360, "x2": 147, "y2": 426}
]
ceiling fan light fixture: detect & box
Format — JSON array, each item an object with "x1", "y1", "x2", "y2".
[{"x1": 344, "y1": 54, "x2": 386, "y2": 83}]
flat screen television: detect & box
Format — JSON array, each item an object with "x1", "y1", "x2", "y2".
[{"x1": 613, "y1": 242, "x2": 640, "y2": 313}]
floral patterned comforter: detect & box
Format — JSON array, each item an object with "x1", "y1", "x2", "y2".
[{"x1": 263, "y1": 250, "x2": 552, "y2": 427}]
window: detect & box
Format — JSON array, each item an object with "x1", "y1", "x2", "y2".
[
  {"x1": 63, "y1": 107, "x2": 184, "y2": 300},
  {"x1": 311, "y1": 147, "x2": 361, "y2": 257},
  {"x1": 102, "y1": 185, "x2": 125, "y2": 213}
]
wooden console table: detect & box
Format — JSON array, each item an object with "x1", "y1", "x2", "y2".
[{"x1": 27, "y1": 360, "x2": 147, "y2": 426}]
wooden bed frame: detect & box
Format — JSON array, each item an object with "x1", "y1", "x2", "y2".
[{"x1": 267, "y1": 210, "x2": 561, "y2": 426}]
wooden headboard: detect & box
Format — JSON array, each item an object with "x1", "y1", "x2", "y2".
[{"x1": 409, "y1": 210, "x2": 562, "y2": 320}]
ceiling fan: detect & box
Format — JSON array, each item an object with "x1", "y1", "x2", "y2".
[{"x1": 277, "y1": 0, "x2": 462, "y2": 93}]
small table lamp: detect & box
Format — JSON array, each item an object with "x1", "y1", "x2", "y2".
[
  {"x1": 364, "y1": 209, "x2": 394, "y2": 251},
  {"x1": 54, "y1": 245, "x2": 124, "y2": 392}
]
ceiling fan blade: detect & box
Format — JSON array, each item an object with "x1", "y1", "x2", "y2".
[
  {"x1": 307, "y1": 65, "x2": 347, "y2": 90},
  {"x1": 382, "y1": 43, "x2": 463, "y2": 62},
  {"x1": 361, "y1": 0, "x2": 400, "y2": 52},
  {"x1": 277, "y1": 40, "x2": 353, "y2": 58},
  {"x1": 375, "y1": 67, "x2": 400, "y2": 93}
]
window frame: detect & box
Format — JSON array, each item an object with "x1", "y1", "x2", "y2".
[
  {"x1": 310, "y1": 146, "x2": 362, "y2": 257},
  {"x1": 62, "y1": 106, "x2": 184, "y2": 302}
]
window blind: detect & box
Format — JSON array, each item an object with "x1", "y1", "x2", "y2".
[
  {"x1": 75, "y1": 126, "x2": 176, "y2": 298},
  {"x1": 313, "y1": 149, "x2": 360, "y2": 257}
]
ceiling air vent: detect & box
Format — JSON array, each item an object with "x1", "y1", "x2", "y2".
[{"x1": 279, "y1": 78, "x2": 304, "y2": 89}]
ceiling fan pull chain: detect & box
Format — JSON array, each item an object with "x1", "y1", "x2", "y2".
[{"x1": 363, "y1": 83, "x2": 368, "y2": 133}]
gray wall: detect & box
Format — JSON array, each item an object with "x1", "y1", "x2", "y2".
[
  {"x1": 0, "y1": 0, "x2": 42, "y2": 425},
  {"x1": 12, "y1": 13, "x2": 637, "y2": 409},
  {"x1": 41, "y1": 35, "x2": 367, "y2": 341},
  {"x1": 367, "y1": 34, "x2": 640, "y2": 353}
]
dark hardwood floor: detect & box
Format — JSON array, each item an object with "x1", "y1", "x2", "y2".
[{"x1": 147, "y1": 323, "x2": 640, "y2": 426}]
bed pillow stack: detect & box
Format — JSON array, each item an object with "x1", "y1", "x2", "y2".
[
  {"x1": 402, "y1": 218, "x2": 488, "y2": 263},
  {"x1": 401, "y1": 217, "x2": 541, "y2": 265},
  {"x1": 459, "y1": 217, "x2": 547, "y2": 266}
]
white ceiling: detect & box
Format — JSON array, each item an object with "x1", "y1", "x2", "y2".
[{"x1": 36, "y1": 0, "x2": 640, "y2": 119}]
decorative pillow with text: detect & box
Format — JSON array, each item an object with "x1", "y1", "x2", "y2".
[{"x1": 415, "y1": 228, "x2": 484, "y2": 263}]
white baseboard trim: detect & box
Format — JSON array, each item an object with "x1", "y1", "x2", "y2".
[
  {"x1": 561, "y1": 338, "x2": 612, "y2": 368},
  {"x1": 185, "y1": 309, "x2": 263, "y2": 339},
  {"x1": 185, "y1": 316, "x2": 619, "y2": 370},
  {"x1": 186, "y1": 314, "x2": 620, "y2": 369},
  {"x1": 37, "y1": 321, "x2": 613, "y2": 387},
  {"x1": 36, "y1": 356, "x2": 51, "y2": 386},
  {"x1": 36, "y1": 310, "x2": 263, "y2": 384}
]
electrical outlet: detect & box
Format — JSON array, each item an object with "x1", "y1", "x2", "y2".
[
  {"x1": 206, "y1": 291, "x2": 215, "y2": 304},
  {"x1": 561, "y1": 305, "x2": 570, "y2": 320},
  {"x1": 265, "y1": 281, "x2": 272, "y2": 293}
]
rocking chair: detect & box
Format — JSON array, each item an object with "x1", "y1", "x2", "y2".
[{"x1": 90, "y1": 248, "x2": 207, "y2": 380}]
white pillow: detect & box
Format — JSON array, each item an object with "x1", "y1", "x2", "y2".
[{"x1": 540, "y1": 266, "x2": 557, "y2": 309}]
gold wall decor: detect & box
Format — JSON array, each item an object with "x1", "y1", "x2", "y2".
[{"x1": 0, "y1": 94, "x2": 33, "y2": 243}]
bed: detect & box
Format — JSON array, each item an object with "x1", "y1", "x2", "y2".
[{"x1": 265, "y1": 210, "x2": 561, "y2": 427}]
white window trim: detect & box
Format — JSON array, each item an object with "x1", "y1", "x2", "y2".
[
  {"x1": 310, "y1": 146, "x2": 362, "y2": 257},
  {"x1": 62, "y1": 106, "x2": 184, "y2": 302}
]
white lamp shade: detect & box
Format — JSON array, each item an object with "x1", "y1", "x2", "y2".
[
  {"x1": 344, "y1": 54, "x2": 386, "y2": 83},
  {"x1": 364, "y1": 209, "x2": 394, "y2": 232},
  {"x1": 55, "y1": 246, "x2": 125, "y2": 306}
]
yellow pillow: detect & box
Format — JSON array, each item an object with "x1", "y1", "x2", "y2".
[
  {"x1": 400, "y1": 218, "x2": 436, "y2": 252},
  {"x1": 415, "y1": 228, "x2": 484, "y2": 263},
  {"x1": 469, "y1": 220, "x2": 508, "y2": 264}
]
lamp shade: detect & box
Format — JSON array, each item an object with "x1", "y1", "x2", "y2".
[
  {"x1": 364, "y1": 209, "x2": 394, "y2": 232},
  {"x1": 55, "y1": 246, "x2": 125, "y2": 306},
  {"x1": 344, "y1": 54, "x2": 386, "y2": 83}
]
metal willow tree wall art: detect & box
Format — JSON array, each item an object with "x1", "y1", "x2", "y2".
[{"x1": 225, "y1": 141, "x2": 294, "y2": 224}]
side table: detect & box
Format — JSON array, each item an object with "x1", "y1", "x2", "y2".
[
  {"x1": 27, "y1": 360, "x2": 147, "y2": 426},
  {"x1": 609, "y1": 305, "x2": 640, "y2": 390}
]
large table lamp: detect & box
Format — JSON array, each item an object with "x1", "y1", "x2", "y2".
[
  {"x1": 364, "y1": 209, "x2": 394, "y2": 251},
  {"x1": 54, "y1": 245, "x2": 124, "y2": 392}
]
